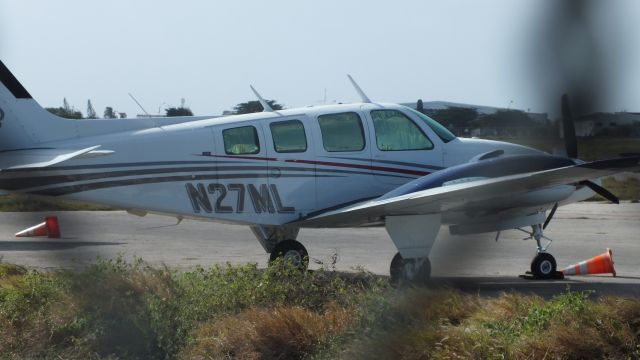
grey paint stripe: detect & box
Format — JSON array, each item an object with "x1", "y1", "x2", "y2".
[
  {"x1": 3, "y1": 160, "x2": 222, "y2": 172},
  {"x1": 329, "y1": 156, "x2": 445, "y2": 170},
  {"x1": 0, "y1": 147, "x2": 56, "y2": 153},
  {"x1": 0, "y1": 166, "x2": 217, "y2": 190},
  {"x1": 32, "y1": 173, "x2": 339, "y2": 197},
  {"x1": 1, "y1": 165, "x2": 413, "y2": 191}
]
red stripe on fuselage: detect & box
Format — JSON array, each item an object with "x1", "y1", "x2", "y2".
[
  {"x1": 210, "y1": 154, "x2": 278, "y2": 161},
  {"x1": 285, "y1": 159, "x2": 429, "y2": 176},
  {"x1": 201, "y1": 153, "x2": 429, "y2": 176}
]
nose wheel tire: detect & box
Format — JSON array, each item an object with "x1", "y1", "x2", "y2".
[
  {"x1": 390, "y1": 252, "x2": 431, "y2": 286},
  {"x1": 269, "y1": 240, "x2": 309, "y2": 271},
  {"x1": 531, "y1": 252, "x2": 557, "y2": 279}
]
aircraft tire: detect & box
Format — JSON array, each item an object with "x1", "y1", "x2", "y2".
[
  {"x1": 269, "y1": 240, "x2": 309, "y2": 271},
  {"x1": 530, "y1": 252, "x2": 557, "y2": 279},
  {"x1": 390, "y1": 252, "x2": 431, "y2": 287}
]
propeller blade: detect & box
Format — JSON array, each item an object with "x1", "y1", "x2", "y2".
[
  {"x1": 543, "y1": 202, "x2": 559, "y2": 230},
  {"x1": 580, "y1": 180, "x2": 620, "y2": 204},
  {"x1": 561, "y1": 94, "x2": 578, "y2": 159}
]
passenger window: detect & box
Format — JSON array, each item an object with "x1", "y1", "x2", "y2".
[
  {"x1": 223, "y1": 126, "x2": 260, "y2": 155},
  {"x1": 370, "y1": 110, "x2": 433, "y2": 151},
  {"x1": 318, "y1": 112, "x2": 365, "y2": 152},
  {"x1": 270, "y1": 120, "x2": 307, "y2": 153}
]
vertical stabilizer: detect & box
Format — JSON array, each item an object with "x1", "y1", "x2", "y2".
[
  {"x1": 0, "y1": 60, "x2": 212, "y2": 151},
  {"x1": 0, "y1": 61, "x2": 32, "y2": 99},
  {"x1": 0, "y1": 60, "x2": 72, "y2": 151}
]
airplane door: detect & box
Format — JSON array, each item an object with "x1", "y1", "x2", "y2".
[
  {"x1": 363, "y1": 107, "x2": 444, "y2": 186},
  {"x1": 262, "y1": 115, "x2": 316, "y2": 220},
  {"x1": 310, "y1": 110, "x2": 384, "y2": 211}
]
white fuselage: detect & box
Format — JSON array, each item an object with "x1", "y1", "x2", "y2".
[{"x1": 0, "y1": 102, "x2": 590, "y2": 228}]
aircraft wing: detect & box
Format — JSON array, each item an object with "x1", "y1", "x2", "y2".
[
  {"x1": 0, "y1": 145, "x2": 103, "y2": 171},
  {"x1": 299, "y1": 156, "x2": 640, "y2": 227}
]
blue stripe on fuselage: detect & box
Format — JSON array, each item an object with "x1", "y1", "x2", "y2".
[{"x1": 378, "y1": 155, "x2": 575, "y2": 200}]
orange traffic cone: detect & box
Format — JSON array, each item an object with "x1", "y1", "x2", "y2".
[
  {"x1": 15, "y1": 216, "x2": 61, "y2": 239},
  {"x1": 561, "y1": 248, "x2": 616, "y2": 277}
]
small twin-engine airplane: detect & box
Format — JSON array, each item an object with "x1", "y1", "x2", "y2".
[{"x1": 0, "y1": 60, "x2": 638, "y2": 283}]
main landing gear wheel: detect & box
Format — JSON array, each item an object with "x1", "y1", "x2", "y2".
[
  {"x1": 390, "y1": 252, "x2": 431, "y2": 287},
  {"x1": 530, "y1": 252, "x2": 557, "y2": 279},
  {"x1": 269, "y1": 240, "x2": 309, "y2": 271}
]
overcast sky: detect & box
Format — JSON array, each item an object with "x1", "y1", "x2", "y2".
[{"x1": 1, "y1": 1, "x2": 639, "y2": 118}]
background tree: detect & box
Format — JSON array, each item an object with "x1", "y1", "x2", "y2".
[
  {"x1": 476, "y1": 109, "x2": 534, "y2": 127},
  {"x1": 594, "y1": 121, "x2": 640, "y2": 137},
  {"x1": 416, "y1": 99, "x2": 424, "y2": 114},
  {"x1": 429, "y1": 107, "x2": 479, "y2": 134},
  {"x1": 165, "y1": 107, "x2": 194, "y2": 117},
  {"x1": 118, "y1": 112, "x2": 127, "y2": 119},
  {"x1": 233, "y1": 100, "x2": 284, "y2": 115},
  {"x1": 86, "y1": 100, "x2": 97, "y2": 119},
  {"x1": 63, "y1": 98, "x2": 71, "y2": 113},
  {"x1": 475, "y1": 109, "x2": 537, "y2": 136},
  {"x1": 103, "y1": 107, "x2": 117, "y2": 119},
  {"x1": 45, "y1": 98, "x2": 83, "y2": 119}
]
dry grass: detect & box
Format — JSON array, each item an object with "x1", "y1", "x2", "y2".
[
  {"x1": 339, "y1": 290, "x2": 640, "y2": 360},
  {"x1": 0, "y1": 259, "x2": 639, "y2": 359},
  {"x1": 181, "y1": 303, "x2": 354, "y2": 359},
  {"x1": 576, "y1": 138, "x2": 640, "y2": 162},
  {"x1": 604, "y1": 176, "x2": 640, "y2": 202},
  {"x1": 519, "y1": 296, "x2": 640, "y2": 359},
  {"x1": 340, "y1": 289, "x2": 485, "y2": 360},
  {"x1": 584, "y1": 177, "x2": 640, "y2": 202},
  {"x1": 0, "y1": 258, "x2": 386, "y2": 359}
]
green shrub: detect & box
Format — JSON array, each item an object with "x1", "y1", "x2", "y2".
[
  {"x1": 0, "y1": 257, "x2": 387, "y2": 359},
  {"x1": 0, "y1": 259, "x2": 638, "y2": 360}
]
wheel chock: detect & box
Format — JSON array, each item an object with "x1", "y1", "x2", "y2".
[{"x1": 519, "y1": 271, "x2": 565, "y2": 280}]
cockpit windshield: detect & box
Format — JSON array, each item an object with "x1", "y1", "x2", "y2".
[{"x1": 404, "y1": 107, "x2": 457, "y2": 143}]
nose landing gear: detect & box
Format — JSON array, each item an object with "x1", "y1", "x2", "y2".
[
  {"x1": 520, "y1": 224, "x2": 562, "y2": 279},
  {"x1": 531, "y1": 252, "x2": 557, "y2": 279}
]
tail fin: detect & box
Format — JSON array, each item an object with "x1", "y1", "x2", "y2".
[
  {"x1": 0, "y1": 61, "x2": 32, "y2": 99},
  {"x1": 1, "y1": 60, "x2": 214, "y2": 152},
  {"x1": 0, "y1": 60, "x2": 73, "y2": 151}
]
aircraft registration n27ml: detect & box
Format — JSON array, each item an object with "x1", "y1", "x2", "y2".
[
  {"x1": 185, "y1": 182, "x2": 295, "y2": 214},
  {"x1": 0, "y1": 60, "x2": 638, "y2": 284}
]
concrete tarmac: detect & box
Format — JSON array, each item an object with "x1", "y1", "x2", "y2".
[{"x1": 1, "y1": 202, "x2": 639, "y2": 297}]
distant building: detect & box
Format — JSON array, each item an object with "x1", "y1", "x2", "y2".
[
  {"x1": 402, "y1": 100, "x2": 550, "y2": 137},
  {"x1": 402, "y1": 100, "x2": 549, "y2": 123}
]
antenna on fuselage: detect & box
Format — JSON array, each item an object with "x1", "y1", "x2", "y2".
[
  {"x1": 249, "y1": 85, "x2": 274, "y2": 112},
  {"x1": 347, "y1": 74, "x2": 371, "y2": 103},
  {"x1": 128, "y1": 92, "x2": 150, "y2": 116}
]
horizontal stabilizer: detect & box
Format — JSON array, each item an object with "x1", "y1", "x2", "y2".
[{"x1": 0, "y1": 145, "x2": 102, "y2": 171}]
